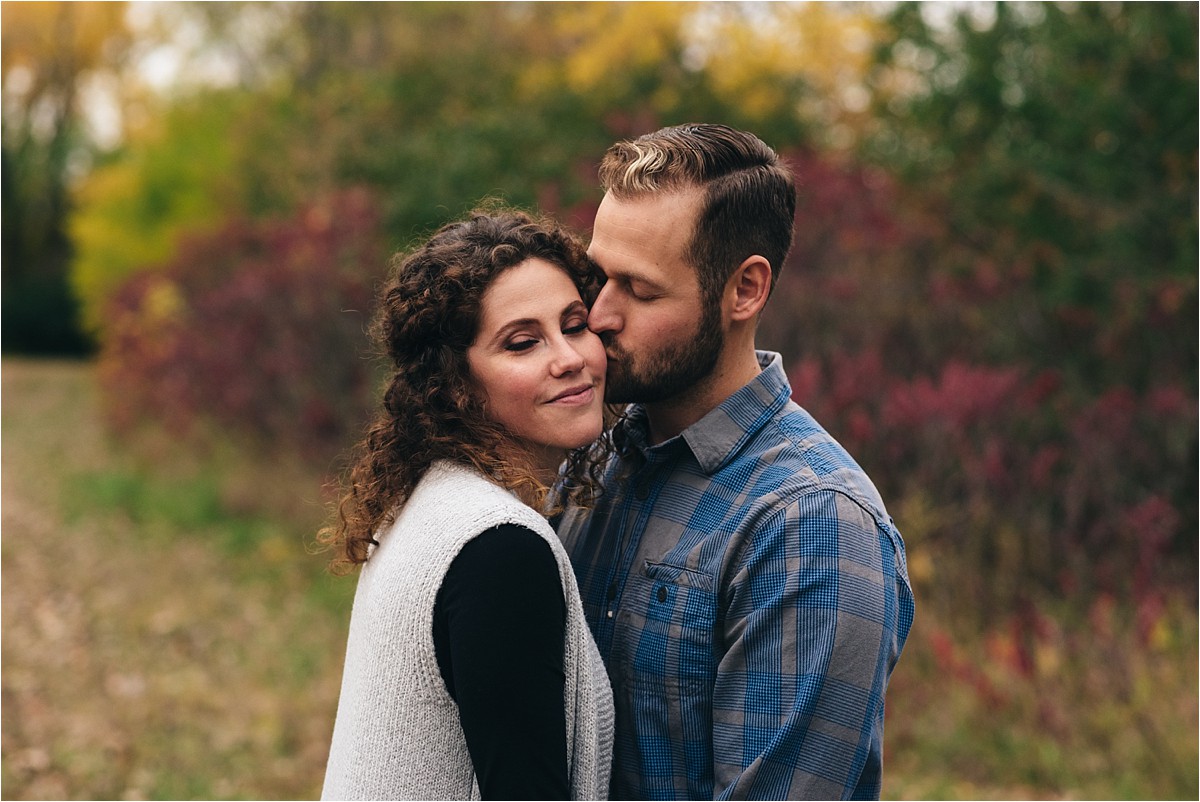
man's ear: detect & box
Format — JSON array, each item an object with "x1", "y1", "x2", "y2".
[{"x1": 728, "y1": 255, "x2": 772, "y2": 322}]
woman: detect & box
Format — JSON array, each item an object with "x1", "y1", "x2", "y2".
[{"x1": 318, "y1": 210, "x2": 614, "y2": 800}]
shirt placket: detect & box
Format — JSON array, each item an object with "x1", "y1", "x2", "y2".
[{"x1": 595, "y1": 448, "x2": 672, "y2": 658}]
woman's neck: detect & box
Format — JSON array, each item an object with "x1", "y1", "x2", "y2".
[{"x1": 518, "y1": 440, "x2": 568, "y2": 487}]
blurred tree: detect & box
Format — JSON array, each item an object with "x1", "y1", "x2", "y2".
[
  {"x1": 70, "y1": 94, "x2": 242, "y2": 334},
  {"x1": 673, "y1": 2, "x2": 884, "y2": 149},
  {"x1": 70, "y1": 2, "x2": 589, "y2": 318},
  {"x1": 805, "y1": 1, "x2": 1200, "y2": 614},
  {"x1": 862, "y1": 1, "x2": 1198, "y2": 393},
  {"x1": 69, "y1": 0, "x2": 915, "y2": 466},
  {"x1": 2, "y1": 1, "x2": 130, "y2": 353},
  {"x1": 69, "y1": 2, "x2": 891, "y2": 347}
]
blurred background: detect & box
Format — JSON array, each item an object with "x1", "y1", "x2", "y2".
[{"x1": 2, "y1": 1, "x2": 1196, "y2": 799}]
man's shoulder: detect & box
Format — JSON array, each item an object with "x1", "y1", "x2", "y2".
[{"x1": 728, "y1": 400, "x2": 890, "y2": 524}]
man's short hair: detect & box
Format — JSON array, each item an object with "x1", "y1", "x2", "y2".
[{"x1": 597, "y1": 123, "x2": 797, "y2": 303}]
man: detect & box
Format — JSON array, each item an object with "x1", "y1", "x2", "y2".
[{"x1": 556, "y1": 124, "x2": 915, "y2": 800}]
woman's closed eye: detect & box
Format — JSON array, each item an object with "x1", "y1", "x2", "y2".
[
  {"x1": 504, "y1": 336, "x2": 539, "y2": 353},
  {"x1": 505, "y1": 321, "x2": 585, "y2": 352},
  {"x1": 498, "y1": 301, "x2": 589, "y2": 353}
]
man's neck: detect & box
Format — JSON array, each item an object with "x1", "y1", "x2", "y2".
[{"x1": 643, "y1": 346, "x2": 763, "y2": 446}]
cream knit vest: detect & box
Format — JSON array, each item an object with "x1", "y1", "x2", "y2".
[{"x1": 321, "y1": 461, "x2": 613, "y2": 801}]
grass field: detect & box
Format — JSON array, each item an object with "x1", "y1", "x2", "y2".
[
  {"x1": 2, "y1": 359, "x2": 1196, "y2": 799},
  {"x1": 2, "y1": 359, "x2": 353, "y2": 799}
]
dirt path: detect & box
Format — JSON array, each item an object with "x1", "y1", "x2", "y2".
[{"x1": 2, "y1": 360, "x2": 348, "y2": 799}]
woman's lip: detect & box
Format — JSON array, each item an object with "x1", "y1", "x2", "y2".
[{"x1": 548, "y1": 385, "x2": 595, "y2": 404}]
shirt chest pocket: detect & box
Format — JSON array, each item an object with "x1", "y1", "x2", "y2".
[{"x1": 614, "y1": 560, "x2": 717, "y2": 690}]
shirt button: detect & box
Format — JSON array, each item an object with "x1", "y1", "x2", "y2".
[
  {"x1": 656, "y1": 586, "x2": 667, "y2": 603},
  {"x1": 635, "y1": 483, "x2": 650, "y2": 501}
]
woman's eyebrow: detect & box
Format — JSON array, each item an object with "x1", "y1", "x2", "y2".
[
  {"x1": 560, "y1": 299, "x2": 587, "y2": 319},
  {"x1": 486, "y1": 317, "x2": 539, "y2": 345},
  {"x1": 484, "y1": 299, "x2": 586, "y2": 346}
]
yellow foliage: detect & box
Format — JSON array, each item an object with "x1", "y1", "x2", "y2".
[
  {"x1": 556, "y1": 3, "x2": 693, "y2": 93},
  {"x1": 69, "y1": 100, "x2": 234, "y2": 336},
  {"x1": 906, "y1": 547, "x2": 934, "y2": 587},
  {"x1": 1149, "y1": 615, "x2": 1174, "y2": 652},
  {"x1": 69, "y1": 162, "x2": 179, "y2": 333},
  {"x1": 517, "y1": 2, "x2": 886, "y2": 138},
  {"x1": 1, "y1": 2, "x2": 128, "y2": 94},
  {"x1": 894, "y1": 491, "x2": 938, "y2": 587},
  {"x1": 697, "y1": 4, "x2": 883, "y2": 130},
  {"x1": 1033, "y1": 636, "x2": 1063, "y2": 677},
  {"x1": 137, "y1": 279, "x2": 184, "y2": 363},
  {"x1": 518, "y1": 2, "x2": 694, "y2": 102},
  {"x1": 258, "y1": 535, "x2": 293, "y2": 565},
  {"x1": 141, "y1": 278, "x2": 185, "y2": 325}
]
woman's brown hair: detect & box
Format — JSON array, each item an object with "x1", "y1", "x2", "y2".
[{"x1": 318, "y1": 209, "x2": 608, "y2": 573}]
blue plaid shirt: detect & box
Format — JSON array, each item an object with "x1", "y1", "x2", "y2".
[{"x1": 557, "y1": 352, "x2": 914, "y2": 800}]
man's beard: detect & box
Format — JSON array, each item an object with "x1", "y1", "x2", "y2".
[{"x1": 602, "y1": 297, "x2": 724, "y2": 405}]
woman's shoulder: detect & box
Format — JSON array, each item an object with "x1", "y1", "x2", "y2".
[
  {"x1": 391, "y1": 461, "x2": 555, "y2": 548},
  {"x1": 418, "y1": 460, "x2": 511, "y2": 497},
  {"x1": 448, "y1": 523, "x2": 559, "y2": 591},
  {"x1": 461, "y1": 522, "x2": 555, "y2": 560}
]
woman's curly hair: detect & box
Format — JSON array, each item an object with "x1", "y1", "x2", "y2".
[{"x1": 318, "y1": 208, "x2": 611, "y2": 574}]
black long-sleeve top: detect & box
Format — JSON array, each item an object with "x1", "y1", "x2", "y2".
[{"x1": 432, "y1": 523, "x2": 569, "y2": 800}]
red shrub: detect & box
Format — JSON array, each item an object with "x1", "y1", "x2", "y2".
[
  {"x1": 97, "y1": 188, "x2": 386, "y2": 462},
  {"x1": 758, "y1": 149, "x2": 1196, "y2": 613},
  {"x1": 789, "y1": 348, "x2": 1197, "y2": 609}
]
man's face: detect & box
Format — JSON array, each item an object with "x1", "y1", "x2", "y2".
[{"x1": 586, "y1": 188, "x2": 724, "y2": 405}]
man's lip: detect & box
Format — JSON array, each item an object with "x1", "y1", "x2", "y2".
[{"x1": 547, "y1": 384, "x2": 595, "y2": 403}]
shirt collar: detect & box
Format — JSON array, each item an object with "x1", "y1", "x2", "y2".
[{"x1": 614, "y1": 351, "x2": 793, "y2": 475}]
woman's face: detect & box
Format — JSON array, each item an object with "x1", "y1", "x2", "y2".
[{"x1": 467, "y1": 258, "x2": 607, "y2": 473}]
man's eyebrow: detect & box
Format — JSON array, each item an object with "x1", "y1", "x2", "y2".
[
  {"x1": 615, "y1": 270, "x2": 666, "y2": 291},
  {"x1": 592, "y1": 259, "x2": 660, "y2": 287}
]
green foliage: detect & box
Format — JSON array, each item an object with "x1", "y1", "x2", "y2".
[
  {"x1": 69, "y1": 94, "x2": 242, "y2": 334},
  {"x1": 863, "y1": 1, "x2": 1198, "y2": 392},
  {"x1": 68, "y1": 2, "x2": 876, "y2": 322},
  {"x1": 1, "y1": 123, "x2": 91, "y2": 353},
  {"x1": 1, "y1": 263, "x2": 91, "y2": 354}
]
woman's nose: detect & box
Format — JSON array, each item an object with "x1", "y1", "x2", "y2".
[{"x1": 549, "y1": 338, "x2": 587, "y2": 376}]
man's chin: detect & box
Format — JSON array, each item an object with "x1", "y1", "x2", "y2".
[
  {"x1": 602, "y1": 380, "x2": 635, "y2": 406},
  {"x1": 607, "y1": 380, "x2": 674, "y2": 406}
]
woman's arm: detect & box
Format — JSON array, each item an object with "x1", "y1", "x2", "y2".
[{"x1": 433, "y1": 523, "x2": 568, "y2": 800}]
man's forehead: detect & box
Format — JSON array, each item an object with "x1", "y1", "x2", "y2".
[{"x1": 590, "y1": 189, "x2": 701, "y2": 251}]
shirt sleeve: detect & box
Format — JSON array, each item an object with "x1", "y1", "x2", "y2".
[
  {"x1": 713, "y1": 489, "x2": 912, "y2": 800},
  {"x1": 433, "y1": 523, "x2": 569, "y2": 801}
]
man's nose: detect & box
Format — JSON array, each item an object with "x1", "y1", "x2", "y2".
[{"x1": 587, "y1": 281, "x2": 621, "y2": 335}]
